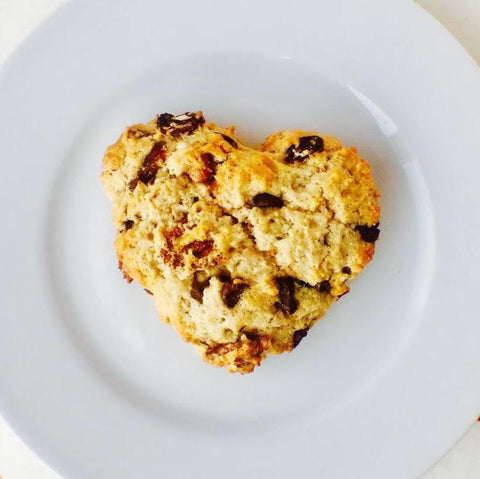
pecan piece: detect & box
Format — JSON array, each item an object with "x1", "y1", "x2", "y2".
[
  {"x1": 221, "y1": 279, "x2": 249, "y2": 308},
  {"x1": 274, "y1": 277, "x2": 298, "y2": 314},
  {"x1": 285, "y1": 135, "x2": 324, "y2": 163},
  {"x1": 253, "y1": 193, "x2": 284, "y2": 208},
  {"x1": 156, "y1": 111, "x2": 205, "y2": 138}
]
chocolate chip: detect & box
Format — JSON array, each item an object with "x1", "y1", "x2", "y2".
[
  {"x1": 355, "y1": 223, "x2": 380, "y2": 243},
  {"x1": 182, "y1": 239, "x2": 214, "y2": 258},
  {"x1": 292, "y1": 328, "x2": 308, "y2": 348},
  {"x1": 274, "y1": 277, "x2": 298, "y2": 315},
  {"x1": 190, "y1": 270, "x2": 210, "y2": 303},
  {"x1": 199, "y1": 152, "x2": 216, "y2": 184},
  {"x1": 253, "y1": 193, "x2": 284, "y2": 208},
  {"x1": 317, "y1": 280, "x2": 331, "y2": 293},
  {"x1": 157, "y1": 111, "x2": 205, "y2": 137},
  {"x1": 134, "y1": 141, "x2": 167, "y2": 186},
  {"x1": 216, "y1": 270, "x2": 231, "y2": 283},
  {"x1": 156, "y1": 113, "x2": 174, "y2": 128},
  {"x1": 285, "y1": 135, "x2": 324, "y2": 163},
  {"x1": 123, "y1": 220, "x2": 134, "y2": 231},
  {"x1": 222, "y1": 280, "x2": 249, "y2": 308},
  {"x1": 244, "y1": 330, "x2": 259, "y2": 341},
  {"x1": 219, "y1": 133, "x2": 238, "y2": 148},
  {"x1": 342, "y1": 266, "x2": 352, "y2": 275}
]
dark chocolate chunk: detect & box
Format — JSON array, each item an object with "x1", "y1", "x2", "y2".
[
  {"x1": 190, "y1": 270, "x2": 210, "y2": 304},
  {"x1": 274, "y1": 277, "x2": 298, "y2": 315},
  {"x1": 156, "y1": 111, "x2": 205, "y2": 137},
  {"x1": 253, "y1": 193, "x2": 284, "y2": 208},
  {"x1": 355, "y1": 223, "x2": 380, "y2": 243},
  {"x1": 244, "y1": 330, "x2": 259, "y2": 341},
  {"x1": 199, "y1": 152, "x2": 216, "y2": 184},
  {"x1": 342, "y1": 266, "x2": 352, "y2": 275},
  {"x1": 317, "y1": 280, "x2": 331, "y2": 294},
  {"x1": 123, "y1": 220, "x2": 134, "y2": 231},
  {"x1": 292, "y1": 328, "x2": 309, "y2": 348},
  {"x1": 285, "y1": 135, "x2": 324, "y2": 163},
  {"x1": 221, "y1": 280, "x2": 249, "y2": 308},
  {"x1": 216, "y1": 270, "x2": 232, "y2": 283}
]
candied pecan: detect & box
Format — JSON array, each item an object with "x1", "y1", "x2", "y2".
[
  {"x1": 221, "y1": 279, "x2": 249, "y2": 308},
  {"x1": 136, "y1": 141, "x2": 166, "y2": 186},
  {"x1": 182, "y1": 239, "x2": 214, "y2": 258},
  {"x1": 355, "y1": 223, "x2": 380, "y2": 243},
  {"x1": 156, "y1": 112, "x2": 205, "y2": 137},
  {"x1": 292, "y1": 328, "x2": 309, "y2": 348},
  {"x1": 285, "y1": 135, "x2": 324, "y2": 163},
  {"x1": 199, "y1": 152, "x2": 216, "y2": 184},
  {"x1": 253, "y1": 193, "x2": 284, "y2": 208},
  {"x1": 274, "y1": 277, "x2": 298, "y2": 314},
  {"x1": 190, "y1": 270, "x2": 211, "y2": 303}
]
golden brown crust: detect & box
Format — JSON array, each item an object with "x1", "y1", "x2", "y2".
[{"x1": 101, "y1": 112, "x2": 381, "y2": 373}]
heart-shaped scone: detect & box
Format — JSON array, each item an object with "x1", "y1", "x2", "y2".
[{"x1": 101, "y1": 112, "x2": 380, "y2": 373}]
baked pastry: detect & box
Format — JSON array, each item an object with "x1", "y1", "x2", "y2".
[{"x1": 101, "y1": 112, "x2": 380, "y2": 373}]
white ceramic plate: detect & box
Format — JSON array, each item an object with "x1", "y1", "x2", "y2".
[{"x1": 1, "y1": 1, "x2": 480, "y2": 477}]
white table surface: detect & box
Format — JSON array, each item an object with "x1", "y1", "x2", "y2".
[{"x1": 1, "y1": 1, "x2": 480, "y2": 477}]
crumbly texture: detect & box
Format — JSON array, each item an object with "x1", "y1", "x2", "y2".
[{"x1": 101, "y1": 112, "x2": 380, "y2": 373}]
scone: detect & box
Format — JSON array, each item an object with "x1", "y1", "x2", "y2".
[{"x1": 101, "y1": 112, "x2": 380, "y2": 373}]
